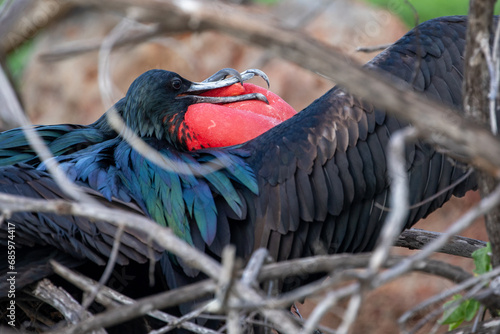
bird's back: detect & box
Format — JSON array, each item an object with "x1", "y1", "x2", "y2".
[{"x1": 241, "y1": 16, "x2": 478, "y2": 267}]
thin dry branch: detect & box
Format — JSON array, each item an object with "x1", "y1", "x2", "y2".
[
  {"x1": 31, "y1": 279, "x2": 106, "y2": 334},
  {"x1": 81, "y1": 225, "x2": 125, "y2": 310},
  {"x1": 396, "y1": 228, "x2": 487, "y2": 257},
  {"x1": 51, "y1": 261, "x2": 218, "y2": 334},
  {"x1": 356, "y1": 43, "x2": 392, "y2": 53},
  {"x1": 0, "y1": 0, "x2": 72, "y2": 54},
  {"x1": 71, "y1": 0, "x2": 500, "y2": 177},
  {"x1": 0, "y1": 188, "x2": 484, "y2": 333},
  {"x1": 48, "y1": 270, "x2": 217, "y2": 334},
  {"x1": 328, "y1": 127, "x2": 418, "y2": 334},
  {"x1": 448, "y1": 319, "x2": 500, "y2": 334},
  {"x1": 399, "y1": 266, "x2": 500, "y2": 333},
  {"x1": 0, "y1": 64, "x2": 96, "y2": 204},
  {"x1": 0, "y1": 191, "x2": 301, "y2": 334},
  {"x1": 376, "y1": 183, "x2": 500, "y2": 286},
  {"x1": 3, "y1": 2, "x2": 500, "y2": 333},
  {"x1": 39, "y1": 24, "x2": 162, "y2": 62},
  {"x1": 258, "y1": 254, "x2": 472, "y2": 285},
  {"x1": 369, "y1": 127, "x2": 418, "y2": 273}
]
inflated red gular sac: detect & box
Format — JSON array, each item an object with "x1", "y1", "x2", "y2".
[{"x1": 179, "y1": 71, "x2": 297, "y2": 150}]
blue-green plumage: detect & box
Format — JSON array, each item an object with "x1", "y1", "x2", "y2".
[
  {"x1": 51, "y1": 135, "x2": 257, "y2": 247},
  {"x1": 0, "y1": 69, "x2": 259, "y2": 273}
]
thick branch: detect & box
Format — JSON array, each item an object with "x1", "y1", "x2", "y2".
[
  {"x1": 50, "y1": 261, "x2": 219, "y2": 334},
  {"x1": 257, "y1": 253, "x2": 472, "y2": 285},
  {"x1": 71, "y1": 0, "x2": 500, "y2": 177},
  {"x1": 396, "y1": 228, "x2": 487, "y2": 258},
  {"x1": 48, "y1": 276, "x2": 216, "y2": 334},
  {"x1": 0, "y1": 0, "x2": 72, "y2": 54},
  {"x1": 463, "y1": 0, "x2": 500, "y2": 266}
]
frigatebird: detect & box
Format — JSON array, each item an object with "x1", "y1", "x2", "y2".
[{"x1": 0, "y1": 15, "x2": 480, "y2": 331}]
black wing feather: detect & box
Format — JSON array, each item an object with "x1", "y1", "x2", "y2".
[
  {"x1": 0, "y1": 165, "x2": 163, "y2": 294},
  {"x1": 240, "y1": 16, "x2": 478, "y2": 272}
]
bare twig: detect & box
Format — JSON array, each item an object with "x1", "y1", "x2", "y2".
[
  {"x1": 490, "y1": 16, "x2": 500, "y2": 134},
  {"x1": 0, "y1": 0, "x2": 71, "y2": 54},
  {"x1": 149, "y1": 302, "x2": 215, "y2": 334},
  {"x1": 98, "y1": 17, "x2": 133, "y2": 108},
  {"x1": 0, "y1": 64, "x2": 96, "y2": 204},
  {"x1": 257, "y1": 254, "x2": 472, "y2": 285},
  {"x1": 375, "y1": 183, "x2": 500, "y2": 286},
  {"x1": 241, "y1": 248, "x2": 271, "y2": 287},
  {"x1": 375, "y1": 168, "x2": 474, "y2": 212},
  {"x1": 356, "y1": 43, "x2": 391, "y2": 53},
  {"x1": 337, "y1": 292, "x2": 363, "y2": 334},
  {"x1": 0, "y1": 192, "x2": 222, "y2": 279},
  {"x1": 448, "y1": 319, "x2": 500, "y2": 334},
  {"x1": 4, "y1": 195, "x2": 298, "y2": 333},
  {"x1": 51, "y1": 261, "x2": 218, "y2": 334},
  {"x1": 332, "y1": 127, "x2": 418, "y2": 334},
  {"x1": 40, "y1": 24, "x2": 161, "y2": 62},
  {"x1": 301, "y1": 284, "x2": 359, "y2": 334},
  {"x1": 399, "y1": 266, "x2": 500, "y2": 333},
  {"x1": 215, "y1": 245, "x2": 238, "y2": 312},
  {"x1": 31, "y1": 279, "x2": 107, "y2": 334},
  {"x1": 72, "y1": 0, "x2": 500, "y2": 177},
  {"x1": 81, "y1": 225, "x2": 125, "y2": 310},
  {"x1": 47, "y1": 273, "x2": 216, "y2": 334},
  {"x1": 369, "y1": 127, "x2": 418, "y2": 273},
  {"x1": 242, "y1": 255, "x2": 470, "y2": 314},
  {"x1": 227, "y1": 309, "x2": 242, "y2": 334}
]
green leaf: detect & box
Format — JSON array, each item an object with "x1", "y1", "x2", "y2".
[
  {"x1": 440, "y1": 295, "x2": 481, "y2": 331},
  {"x1": 440, "y1": 295, "x2": 465, "y2": 327},
  {"x1": 472, "y1": 242, "x2": 492, "y2": 275},
  {"x1": 464, "y1": 299, "x2": 480, "y2": 322},
  {"x1": 439, "y1": 244, "x2": 492, "y2": 331}
]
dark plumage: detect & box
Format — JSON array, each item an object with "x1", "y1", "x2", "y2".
[{"x1": 0, "y1": 16, "x2": 485, "y2": 331}]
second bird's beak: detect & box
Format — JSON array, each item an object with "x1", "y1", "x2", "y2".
[{"x1": 178, "y1": 68, "x2": 270, "y2": 105}]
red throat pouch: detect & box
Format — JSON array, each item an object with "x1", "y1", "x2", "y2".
[{"x1": 181, "y1": 83, "x2": 296, "y2": 150}]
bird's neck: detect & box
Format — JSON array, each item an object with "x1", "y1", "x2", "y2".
[
  {"x1": 164, "y1": 112, "x2": 191, "y2": 150},
  {"x1": 108, "y1": 98, "x2": 189, "y2": 150}
]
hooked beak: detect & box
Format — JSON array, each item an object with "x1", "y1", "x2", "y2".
[{"x1": 178, "y1": 68, "x2": 270, "y2": 104}]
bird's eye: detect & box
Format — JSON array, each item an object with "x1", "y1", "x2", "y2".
[{"x1": 171, "y1": 78, "x2": 182, "y2": 90}]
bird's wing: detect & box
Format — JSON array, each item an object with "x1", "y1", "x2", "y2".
[
  {"x1": 240, "y1": 16, "x2": 476, "y2": 263},
  {"x1": 0, "y1": 123, "x2": 112, "y2": 167},
  {"x1": 0, "y1": 164, "x2": 163, "y2": 294}
]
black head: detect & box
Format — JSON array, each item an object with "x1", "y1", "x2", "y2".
[
  {"x1": 121, "y1": 69, "x2": 193, "y2": 141},
  {"x1": 117, "y1": 68, "x2": 270, "y2": 148}
]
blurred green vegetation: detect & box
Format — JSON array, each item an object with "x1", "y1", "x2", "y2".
[
  {"x1": 7, "y1": 40, "x2": 33, "y2": 83},
  {"x1": 4, "y1": 0, "x2": 500, "y2": 81},
  {"x1": 363, "y1": 0, "x2": 500, "y2": 27}
]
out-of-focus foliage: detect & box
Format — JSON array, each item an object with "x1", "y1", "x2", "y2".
[
  {"x1": 6, "y1": 40, "x2": 33, "y2": 84},
  {"x1": 439, "y1": 243, "x2": 492, "y2": 331},
  {"x1": 364, "y1": 0, "x2": 500, "y2": 27}
]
